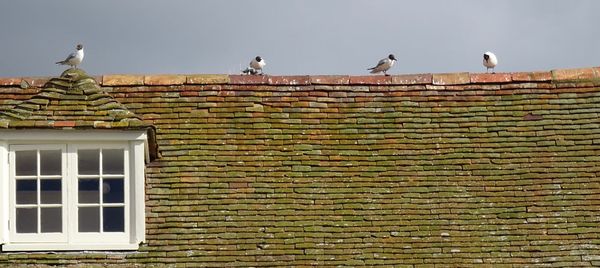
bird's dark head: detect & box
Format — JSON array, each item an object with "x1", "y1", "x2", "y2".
[
  {"x1": 76, "y1": 44, "x2": 83, "y2": 50},
  {"x1": 388, "y1": 54, "x2": 396, "y2": 61},
  {"x1": 255, "y1": 56, "x2": 262, "y2": 62},
  {"x1": 483, "y1": 53, "x2": 490, "y2": 61}
]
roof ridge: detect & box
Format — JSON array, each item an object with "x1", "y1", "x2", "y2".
[{"x1": 1, "y1": 66, "x2": 599, "y2": 87}]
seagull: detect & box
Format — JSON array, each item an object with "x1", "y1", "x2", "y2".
[
  {"x1": 368, "y1": 54, "x2": 397, "y2": 76},
  {"x1": 56, "y1": 44, "x2": 84, "y2": 69},
  {"x1": 483, "y1": 51, "x2": 497, "y2": 73},
  {"x1": 242, "y1": 56, "x2": 266, "y2": 75}
]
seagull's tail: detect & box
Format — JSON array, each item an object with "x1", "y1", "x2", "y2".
[
  {"x1": 369, "y1": 69, "x2": 379, "y2": 74},
  {"x1": 55, "y1": 61, "x2": 66, "y2": 65}
]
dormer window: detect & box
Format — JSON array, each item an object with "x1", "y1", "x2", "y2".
[
  {"x1": 0, "y1": 69, "x2": 156, "y2": 251},
  {"x1": 0, "y1": 130, "x2": 149, "y2": 251}
]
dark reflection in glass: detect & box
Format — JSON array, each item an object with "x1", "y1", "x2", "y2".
[
  {"x1": 16, "y1": 208, "x2": 37, "y2": 233},
  {"x1": 41, "y1": 207, "x2": 62, "y2": 233},
  {"x1": 103, "y1": 149, "x2": 124, "y2": 174},
  {"x1": 16, "y1": 179, "x2": 37, "y2": 204},
  {"x1": 103, "y1": 207, "x2": 124, "y2": 232},
  {"x1": 78, "y1": 207, "x2": 99, "y2": 232},
  {"x1": 78, "y1": 149, "x2": 99, "y2": 175},
  {"x1": 41, "y1": 179, "x2": 61, "y2": 204},
  {"x1": 78, "y1": 179, "x2": 99, "y2": 203},
  {"x1": 40, "y1": 150, "x2": 61, "y2": 175},
  {"x1": 103, "y1": 179, "x2": 124, "y2": 203},
  {"x1": 15, "y1": 150, "x2": 36, "y2": 176}
]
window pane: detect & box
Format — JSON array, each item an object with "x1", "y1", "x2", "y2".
[
  {"x1": 41, "y1": 207, "x2": 62, "y2": 233},
  {"x1": 16, "y1": 179, "x2": 37, "y2": 204},
  {"x1": 40, "y1": 150, "x2": 61, "y2": 176},
  {"x1": 15, "y1": 150, "x2": 36, "y2": 176},
  {"x1": 78, "y1": 179, "x2": 99, "y2": 204},
  {"x1": 103, "y1": 207, "x2": 124, "y2": 232},
  {"x1": 103, "y1": 179, "x2": 124, "y2": 203},
  {"x1": 78, "y1": 149, "x2": 99, "y2": 175},
  {"x1": 103, "y1": 149, "x2": 124, "y2": 174},
  {"x1": 16, "y1": 208, "x2": 37, "y2": 233},
  {"x1": 78, "y1": 207, "x2": 100, "y2": 232},
  {"x1": 40, "y1": 179, "x2": 61, "y2": 204}
]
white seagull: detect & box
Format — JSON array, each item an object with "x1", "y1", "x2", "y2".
[
  {"x1": 242, "y1": 56, "x2": 266, "y2": 75},
  {"x1": 483, "y1": 52, "x2": 497, "y2": 73},
  {"x1": 368, "y1": 54, "x2": 397, "y2": 76},
  {"x1": 56, "y1": 44, "x2": 84, "y2": 69}
]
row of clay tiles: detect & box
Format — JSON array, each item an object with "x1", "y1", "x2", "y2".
[{"x1": 0, "y1": 66, "x2": 599, "y2": 87}]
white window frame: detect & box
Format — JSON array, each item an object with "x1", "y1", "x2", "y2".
[
  {"x1": 9, "y1": 144, "x2": 68, "y2": 244},
  {"x1": 0, "y1": 129, "x2": 147, "y2": 251}
]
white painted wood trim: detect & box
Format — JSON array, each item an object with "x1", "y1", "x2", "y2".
[
  {"x1": 0, "y1": 129, "x2": 147, "y2": 142},
  {"x1": 131, "y1": 140, "x2": 146, "y2": 244},
  {"x1": 0, "y1": 141, "x2": 8, "y2": 245},
  {"x1": 1, "y1": 242, "x2": 139, "y2": 251}
]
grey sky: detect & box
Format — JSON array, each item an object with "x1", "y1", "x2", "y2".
[{"x1": 0, "y1": 0, "x2": 599, "y2": 77}]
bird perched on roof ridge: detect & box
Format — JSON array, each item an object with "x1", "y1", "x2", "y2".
[
  {"x1": 242, "y1": 56, "x2": 266, "y2": 75},
  {"x1": 368, "y1": 54, "x2": 397, "y2": 76},
  {"x1": 483, "y1": 51, "x2": 497, "y2": 73},
  {"x1": 56, "y1": 44, "x2": 84, "y2": 69}
]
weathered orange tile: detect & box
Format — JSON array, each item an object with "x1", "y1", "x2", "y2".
[
  {"x1": 432, "y1": 72, "x2": 470, "y2": 85},
  {"x1": 144, "y1": 75, "x2": 186, "y2": 86},
  {"x1": 186, "y1": 74, "x2": 229, "y2": 85},
  {"x1": 348, "y1": 75, "x2": 392, "y2": 85},
  {"x1": 511, "y1": 71, "x2": 552, "y2": 82},
  {"x1": 268, "y1": 76, "x2": 310, "y2": 85},
  {"x1": 0, "y1": 77, "x2": 22, "y2": 86},
  {"x1": 309, "y1": 75, "x2": 350, "y2": 85},
  {"x1": 391, "y1": 74, "x2": 432, "y2": 85},
  {"x1": 470, "y1": 73, "x2": 512, "y2": 83},
  {"x1": 53, "y1": 121, "x2": 76, "y2": 127},
  {"x1": 229, "y1": 75, "x2": 269, "y2": 85},
  {"x1": 551, "y1": 67, "x2": 597, "y2": 81},
  {"x1": 103, "y1": 74, "x2": 144, "y2": 86}
]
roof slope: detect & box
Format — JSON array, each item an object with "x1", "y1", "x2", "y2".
[{"x1": 1, "y1": 66, "x2": 600, "y2": 266}]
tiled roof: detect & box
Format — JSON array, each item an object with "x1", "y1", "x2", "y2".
[
  {"x1": 1, "y1": 66, "x2": 600, "y2": 266},
  {"x1": 0, "y1": 68, "x2": 146, "y2": 129}
]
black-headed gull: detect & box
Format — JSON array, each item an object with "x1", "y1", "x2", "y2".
[
  {"x1": 483, "y1": 52, "x2": 497, "y2": 73},
  {"x1": 56, "y1": 44, "x2": 84, "y2": 68},
  {"x1": 368, "y1": 54, "x2": 397, "y2": 76},
  {"x1": 242, "y1": 56, "x2": 266, "y2": 75}
]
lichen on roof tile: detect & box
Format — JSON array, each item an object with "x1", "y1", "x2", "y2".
[{"x1": 0, "y1": 68, "x2": 148, "y2": 129}]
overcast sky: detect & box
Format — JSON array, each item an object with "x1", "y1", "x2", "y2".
[{"x1": 0, "y1": 0, "x2": 599, "y2": 77}]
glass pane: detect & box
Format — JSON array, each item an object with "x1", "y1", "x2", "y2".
[
  {"x1": 103, "y1": 179, "x2": 124, "y2": 203},
  {"x1": 103, "y1": 207, "x2": 124, "y2": 232},
  {"x1": 41, "y1": 207, "x2": 62, "y2": 233},
  {"x1": 103, "y1": 149, "x2": 124, "y2": 174},
  {"x1": 78, "y1": 207, "x2": 99, "y2": 232},
  {"x1": 40, "y1": 179, "x2": 61, "y2": 204},
  {"x1": 78, "y1": 179, "x2": 99, "y2": 203},
  {"x1": 16, "y1": 208, "x2": 37, "y2": 233},
  {"x1": 40, "y1": 150, "x2": 61, "y2": 176},
  {"x1": 16, "y1": 179, "x2": 37, "y2": 204},
  {"x1": 15, "y1": 150, "x2": 36, "y2": 176},
  {"x1": 78, "y1": 149, "x2": 99, "y2": 175}
]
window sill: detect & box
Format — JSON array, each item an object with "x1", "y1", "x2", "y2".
[{"x1": 1, "y1": 242, "x2": 139, "y2": 251}]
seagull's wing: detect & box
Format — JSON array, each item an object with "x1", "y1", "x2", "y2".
[
  {"x1": 56, "y1": 52, "x2": 76, "y2": 64},
  {"x1": 368, "y1": 58, "x2": 388, "y2": 70},
  {"x1": 65, "y1": 52, "x2": 77, "y2": 61}
]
